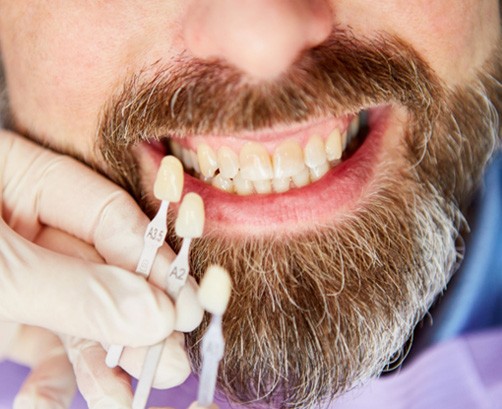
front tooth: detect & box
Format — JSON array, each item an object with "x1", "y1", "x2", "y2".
[
  {"x1": 197, "y1": 143, "x2": 218, "y2": 177},
  {"x1": 342, "y1": 130, "x2": 348, "y2": 149},
  {"x1": 175, "y1": 192, "x2": 205, "y2": 238},
  {"x1": 273, "y1": 139, "x2": 305, "y2": 178},
  {"x1": 254, "y1": 180, "x2": 272, "y2": 194},
  {"x1": 272, "y1": 177, "x2": 291, "y2": 193},
  {"x1": 310, "y1": 162, "x2": 330, "y2": 181},
  {"x1": 240, "y1": 142, "x2": 273, "y2": 181},
  {"x1": 212, "y1": 174, "x2": 234, "y2": 193},
  {"x1": 304, "y1": 135, "x2": 328, "y2": 168},
  {"x1": 292, "y1": 168, "x2": 310, "y2": 188},
  {"x1": 217, "y1": 146, "x2": 239, "y2": 179},
  {"x1": 233, "y1": 172, "x2": 254, "y2": 195},
  {"x1": 326, "y1": 129, "x2": 343, "y2": 161}
]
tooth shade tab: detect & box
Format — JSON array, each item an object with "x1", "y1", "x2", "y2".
[
  {"x1": 198, "y1": 265, "x2": 232, "y2": 316},
  {"x1": 175, "y1": 193, "x2": 205, "y2": 238},
  {"x1": 154, "y1": 156, "x2": 184, "y2": 202}
]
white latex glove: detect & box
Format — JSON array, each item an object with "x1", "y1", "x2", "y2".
[
  {"x1": 7, "y1": 325, "x2": 77, "y2": 409},
  {"x1": 159, "y1": 402, "x2": 219, "y2": 409},
  {"x1": 0, "y1": 130, "x2": 204, "y2": 407}
]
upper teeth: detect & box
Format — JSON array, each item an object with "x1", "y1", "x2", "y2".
[{"x1": 169, "y1": 115, "x2": 361, "y2": 195}]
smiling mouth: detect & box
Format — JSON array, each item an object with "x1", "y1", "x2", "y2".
[
  {"x1": 163, "y1": 111, "x2": 370, "y2": 195},
  {"x1": 139, "y1": 105, "x2": 392, "y2": 234}
]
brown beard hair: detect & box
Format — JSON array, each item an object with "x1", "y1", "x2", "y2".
[{"x1": 94, "y1": 31, "x2": 501, "y2": 408}]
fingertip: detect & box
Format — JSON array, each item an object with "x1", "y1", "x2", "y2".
[
  {"x1": 89, "y1": 268, "x2": 175, "y2": 347},
  {"x1": 14, "y1": 394, "x2": 65, "y2": 409},
  {"x1": 152, "y1": 332, "x2": 191, "y2": 389},
  {"x1": 120, "y1": 332, "x2": 190, "y2": 389},
  {"x1": 174, "y1": 277, "x2": 204, "y2": 332}
]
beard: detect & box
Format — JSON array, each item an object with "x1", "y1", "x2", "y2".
[{"x1": 58, "y1": 29, "x2": 502, "y2": 408}]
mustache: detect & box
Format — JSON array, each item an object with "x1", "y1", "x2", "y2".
[{"x1": 98, "y1": 29, "x2": 443, "y2": 148}]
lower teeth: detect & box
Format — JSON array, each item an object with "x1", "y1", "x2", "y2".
[{"x1": 191, "y1": 158, "x2": 342, "y2": 195}]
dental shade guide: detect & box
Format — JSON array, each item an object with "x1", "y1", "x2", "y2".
[
  {"x1": 105, "y1": 156, "x2": 184, "y2": 369},
  {"x1": 132, "y1": 192, "x2": 205, "y2": 409},
  {"x1": 197, "y1": 265, "x2": 232, "y2": 408}
]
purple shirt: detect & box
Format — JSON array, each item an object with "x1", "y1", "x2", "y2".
[{"x1": 1, "y1": 328, "x2": 502, "y2": 408}]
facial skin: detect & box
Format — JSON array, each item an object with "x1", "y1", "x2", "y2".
[{"x1": 0, "y1": 1, "x2": 501, "y2": 408}]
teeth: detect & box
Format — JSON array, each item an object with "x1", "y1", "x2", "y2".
[
  {"x1": 169, "y1": 140, "x2": 183, "y2": 159},
  {"x1": 212, "y1": 174, "x2": 234, "y2": 193},
  {"x1": 292, "y1": 168, "x2": 311, "y2": 188},
  {"x1": 325, "y1": 129, "x2": 343, "y2": 161},
  {"x1": 190, "y1": 150, "x2": 200, "y2": 173},
  {"x1": 304, "y1": 135, "x2": 328, "y2": 168},
  {"x1": 182, "y1": 148, "x2": 193, "y2": 170},
  {"x1": 272, "y1": 177, "x2": 291, "y2": 193},
  {"x1": 217, "y1": 146, "x2": 239, "y2": 179},
  {"x1": 234, "y1": 172, "x2": 254, "y2": 195},
  {"x1": 167, "y1": 113, "x2": 364, "y2": 195},
  {"x1": 341, "y1": 130, "x2": 348, "y2": 150},
  {"x1": 272, "y1": 139, "x2": 305, "y2": 178},
  {"x1": 254, "y1": 179, "x2": 272, "y2": 194},
  {"x1": 197, "y1": 143, "x2": 218, "y2": 177},
  {"x1": 240, "y1": 142, "x2": 274, "y2": 181},
  {"x1": 348, "y1": 115, "x2": 360, "y2": 141},
  {"x1": 309, "y1": 162, "x2": 330, "y2": 181}
]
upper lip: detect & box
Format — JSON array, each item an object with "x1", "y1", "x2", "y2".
[{"x1": 143, "y1": 108, "x2": 371, "y2": 198}]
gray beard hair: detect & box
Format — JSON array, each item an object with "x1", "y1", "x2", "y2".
[
  {"x1": 0, "y1": 29, "x2": 500, "y2": 409},
  {"x1": 178, "y1": 65, "x2": 501, "y2": 407},
  {"x1": 181, "y1": 160, "x2": 460, "y2": 408}
]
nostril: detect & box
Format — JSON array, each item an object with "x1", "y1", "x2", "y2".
[{"x1": 182, "y1": 0, "x2": 334, "y2": 80}]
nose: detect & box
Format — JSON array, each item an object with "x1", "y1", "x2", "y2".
[{"x1": 183, "y1": 0, "x2": 333, "y2": 80}]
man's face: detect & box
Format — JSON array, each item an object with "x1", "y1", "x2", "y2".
[{"x1": 1, "y1": 1, "x2": 500, "y2": 407}]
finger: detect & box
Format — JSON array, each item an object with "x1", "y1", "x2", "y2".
[
  {"x1": 0, "y1": 321, "x2": 21, "y2": 360},
  {"x1": 118, "y1": 331, "x2": 191, "y2": 389},
  {"x1": 1, "y1": 130, "x2": 177, "y2": 284},
  {"x1": 33, "y1": 226, "x2": 192, "y2": 399},
  {"x1": 149, "y1": 403, "x2": 220, "y2": 409},
  {"x1": 2, "y1": 131, "x2": 202, "y2": 330},
  {"x1": 6, "y1": 327, "x2": 77, "y2": 409},
  {"x1": 39, "y1": 226, "x2": 203, "y2": 333},
  {"x1": 187, "y1": 403, "x2": 219, "y2": 409},
  {"x1": 0, "y1": 223, "x2": 175, "y2": 347},
  {"x1": 61, "y1": 335, "x2": 133, "y2": 409},
  {"x1": 175, "y1": 276, "x2": 204, "y2": 332}
]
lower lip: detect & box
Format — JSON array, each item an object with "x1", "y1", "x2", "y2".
[{"x1": 140, "y1": 107, "x2": 390, "y2": 236}]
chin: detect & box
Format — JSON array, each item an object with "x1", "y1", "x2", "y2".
[{"x1": 94, "y1": 36, "x2": 501, "y2": 408}]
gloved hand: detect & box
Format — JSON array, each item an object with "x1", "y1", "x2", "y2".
[
  {"x1": 0, "y1": 129, "x2": 204, "y2": 408},
  {"x1": 158, "y1": 402, "x2": 219, "y2": 409}
]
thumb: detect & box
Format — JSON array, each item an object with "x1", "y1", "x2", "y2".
[{"x1": 0, "y1": 221, "x2": 175, "y2": 347}]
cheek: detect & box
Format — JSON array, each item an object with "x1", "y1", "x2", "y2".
[
  {"x1": 336, "y1": 0, "x2": 500, "y2": 84},
  {"x1": 1, "y1": 10, "x2": 120, "y2": 155},
  {"x1": 0, "y1": 3, "x2": 182, "y2": 158}
]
